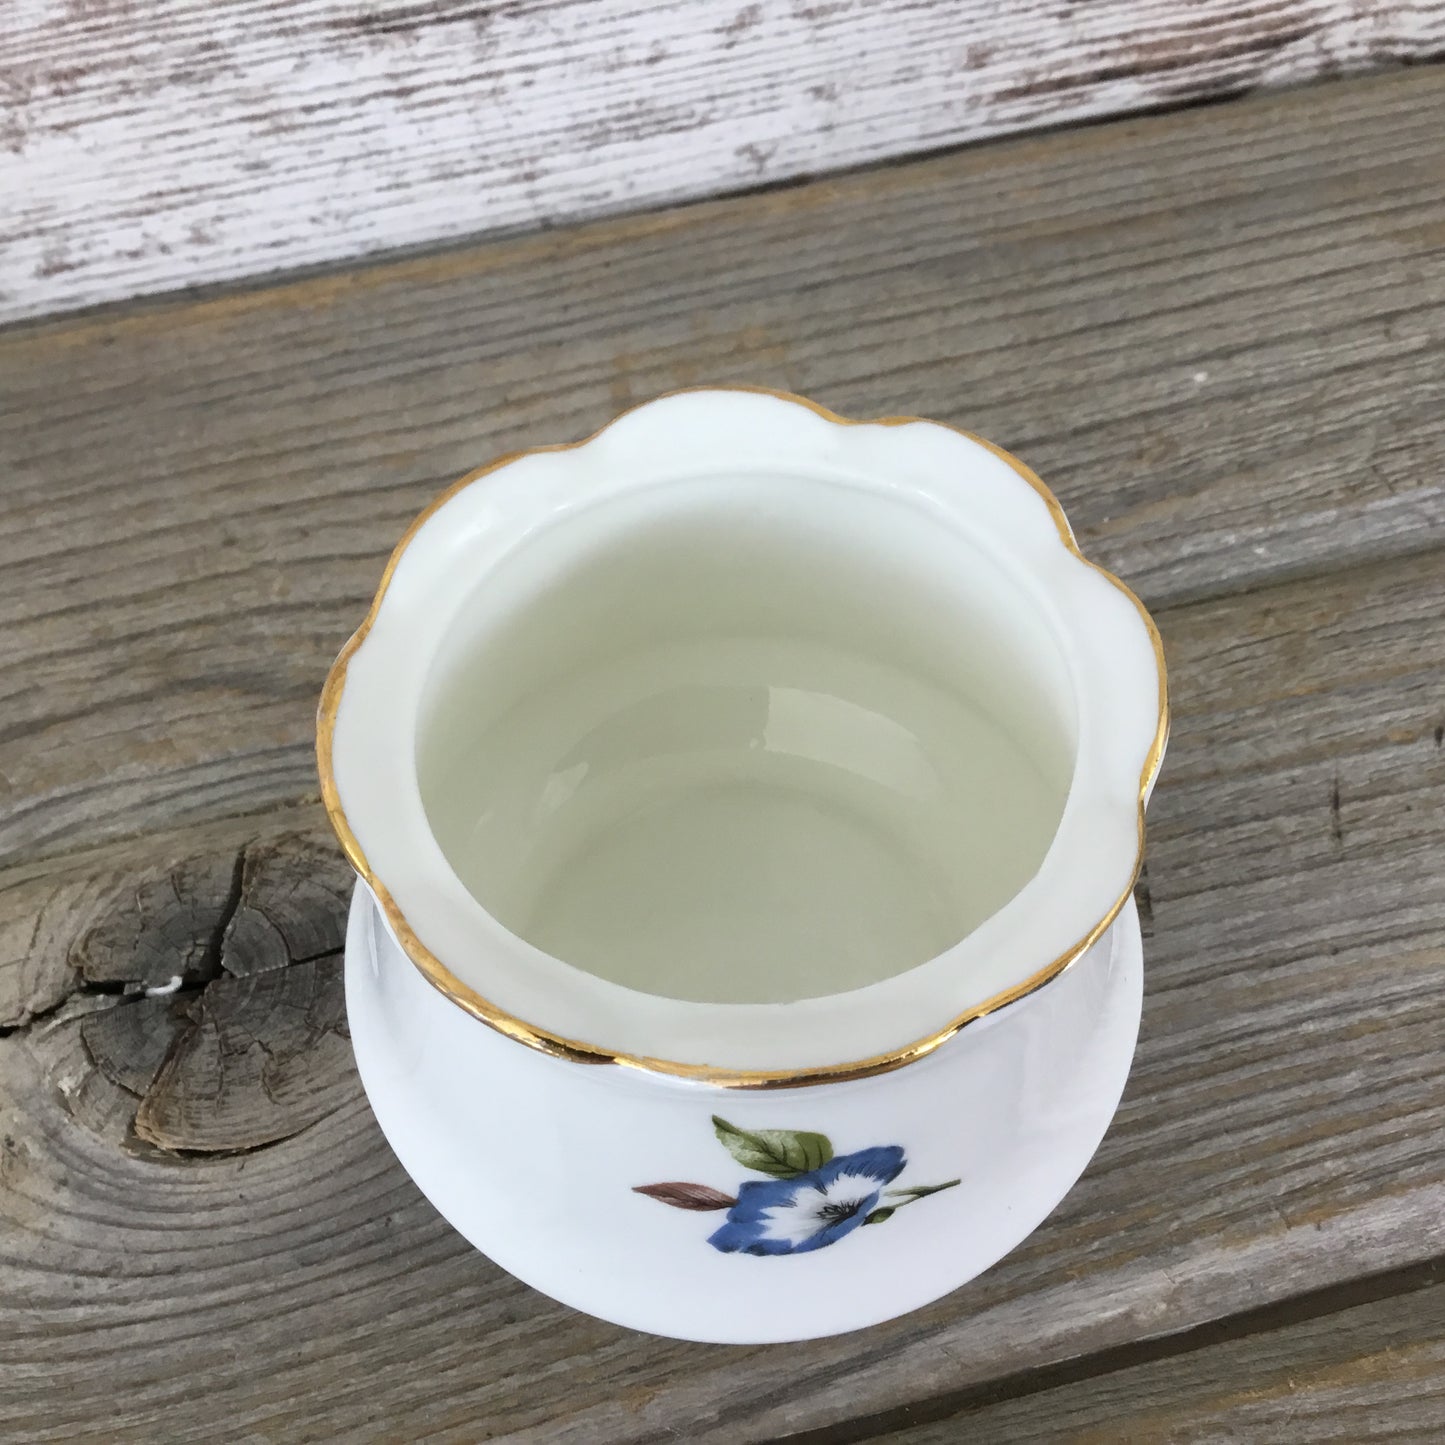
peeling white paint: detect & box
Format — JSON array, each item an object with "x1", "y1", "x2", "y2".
[{"x1": 2, "y1": 0, "x2": 1443, "y2": 321}]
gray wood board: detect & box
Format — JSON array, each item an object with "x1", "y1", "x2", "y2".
[
  {"x1": 860, "y1": 1266, "x2": 1445, "y2": 1442},
  {"x1": 6, "y1": 0, "x2": 1444, "y2": 322},
  {"x1": 3, "y1": 68, "x2": 1445, "y2": 870},
  {"x1": 2, "y1": 543, "x2": 1443, "y2": 1440}
]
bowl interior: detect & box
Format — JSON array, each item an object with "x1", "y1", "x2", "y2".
[{"x1": 416, "y1": 472, "x2": 1078, "y2": 1004}]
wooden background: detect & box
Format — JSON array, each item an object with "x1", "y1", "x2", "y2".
[
  {"x1": 4, "y1": 0, "x2": 1445, "y2": 322},
  {"x1": 3, "y1": 63, "x2": 1445, "y2": 1439}
]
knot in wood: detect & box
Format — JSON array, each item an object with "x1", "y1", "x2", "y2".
[{"x1": 72, "y1": 831, "x2": 355, "y2": 1154}]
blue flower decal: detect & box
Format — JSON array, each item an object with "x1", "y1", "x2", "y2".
[
  {"x1": 634, "y1": 1118, "x2": 959, "y2": 1256},
  {"x1": 707, "y1": 1146, "x2": 904, "y2": 1255}
]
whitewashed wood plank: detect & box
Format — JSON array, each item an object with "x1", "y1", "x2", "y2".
[{"x1": 4, "y1": 0, "x2": 1444, "y2": 321}]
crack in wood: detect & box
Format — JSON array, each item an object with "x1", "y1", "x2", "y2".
[
  {"x1": 202, "y1": 846, "x2": 248, "y2": 984},
  {"x1": 0, "y1": 972, "x2": 127, "y2": 1037}
]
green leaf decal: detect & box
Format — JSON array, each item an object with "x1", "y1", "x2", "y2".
[
  {"x1": 863, "y1": 1207, "x2": 894, "y2": 1225},
  {"x1": 711, "y1": 1116, "x2": 833, "y2": 1178}
]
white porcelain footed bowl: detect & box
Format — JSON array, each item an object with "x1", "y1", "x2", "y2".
[{"x1": 319, "y1": 387, "x2": 1168, "y2": 1342}]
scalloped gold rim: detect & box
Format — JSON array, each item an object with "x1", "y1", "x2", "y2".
[{"x1": 317, "y1": 385, "x2": 1169, "y2": 1090}]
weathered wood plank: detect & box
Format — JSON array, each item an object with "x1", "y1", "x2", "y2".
[
  {"x1": 4, "y1": 69, "x2": 1445, "y2": 867},
  {"x1": 1, "y1": 546, "x2": 1442, "y2": 1442},
  {"x1": 856, "y1": 1268, "x2": 1445, "y2": 1442},
  {"x1": 5, "y1": 0, "x2": 1444, "y2": 321}
]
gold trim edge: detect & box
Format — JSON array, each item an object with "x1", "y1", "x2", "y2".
[{"x1": 316, "y1": 384, "x2": 1170, "y2": 1091}]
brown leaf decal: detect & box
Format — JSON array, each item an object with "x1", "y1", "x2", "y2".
[{"x1": 633, "y1": 1181, "x2": 737, "y2": 1211}]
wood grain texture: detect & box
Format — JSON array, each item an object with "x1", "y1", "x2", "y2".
[
  {"x1": 1, "y1": 544, "x2": 1443, "y2": 1440},
  {"x1": 870, "y1": 1270, "x2": 1445, "y2": 1442},
  {"x1": 4, "y1": 0, "x2": 1445, "y2": 321},
  {"x1": 4, "y1": 69, "x2": 1445, "y2": 869}
]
